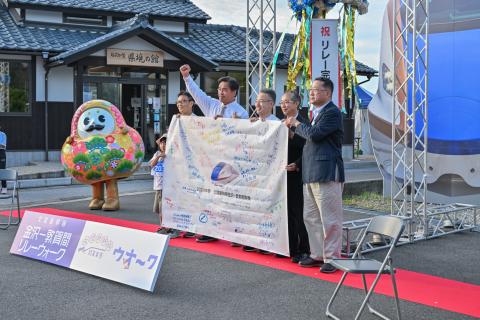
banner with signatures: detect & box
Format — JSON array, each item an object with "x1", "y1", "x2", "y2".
[
  {"x1": 162, "y1": 117, "x2": 289, "y2": 255},
  {"x1": 10, "y1": 210, "x2": 169, "y2": 292}
]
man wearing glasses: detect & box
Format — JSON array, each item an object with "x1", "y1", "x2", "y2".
[
  {"x1": 285, "y1": 77, "x2": 344, "y2": 273},
  {"x1": 179, "y1": 64, "x2": 248, "y2": 119},
  {"x1": 250, "y1": 88, "x2": 279, "y2": 121},
  {"x1": 243, "y1": 88, "x2": 279, "y2": 253},
  {"x1": 176, "y1": 91, "x2": 196, "y2": 117},
  {"x1": 179, "y1": 64, "x2": 248, "y2": 243}
]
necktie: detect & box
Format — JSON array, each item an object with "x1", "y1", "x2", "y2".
[{"x1": 219, "y1": 103, "x2": 226, "y2": 117}]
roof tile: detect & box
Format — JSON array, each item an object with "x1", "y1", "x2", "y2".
[
  {"x1": 0, "y1": 5, "x2": 377, "y2": 75},
  {"x1": 9, "y1": 0, "x2": 210, "y2": 21}
]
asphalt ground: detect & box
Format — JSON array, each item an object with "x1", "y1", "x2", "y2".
[{"x1": 0, "y1": 193, "x2": 478, "y2": 320}]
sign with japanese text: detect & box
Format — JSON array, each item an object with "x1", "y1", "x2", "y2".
[
  {"x1": 106, "y1": 48, "x2": 164, "y2": 67},
  {"x1": 162, "y1": 117, "x2": 289, "y2": 256},
  {"x1": 311, "y1": 19, "x2": 341, "y2": 107},
  {"x1": 10, "y1": 211, "x2": 169, "y2": 292}
]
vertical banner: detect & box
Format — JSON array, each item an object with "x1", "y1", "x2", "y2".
[
  {"x1": 311, "y1": 19, "x2": 341, "y2": 107},
  {"x1": 162, "y1": 117, "x2": 289, "y2": 256}
]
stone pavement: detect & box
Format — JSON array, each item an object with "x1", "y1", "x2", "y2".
[{"x1": 1, "y1": 193, "x2": 478, "y2": 320}]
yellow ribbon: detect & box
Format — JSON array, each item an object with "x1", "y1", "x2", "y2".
[
  {"x1": 286, "y1": 10, "x2": 307, "y2": 91},
  {"x1": 343, "y1": 5, "x2": 358, "y2": 99}
]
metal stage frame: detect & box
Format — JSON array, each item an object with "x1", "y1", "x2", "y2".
[
  {"x1": 246, "y1": 1, "x2": 479, "y2": 256},
  {"x1": 391, "y1": 0, "x2": 429, "y2": 240},
  {"x1": 342, "y1": 203, "x2": 479, "y2": 256},
  {"x1": 246, "y1": 0, "x2": 276, "y2": 114}
]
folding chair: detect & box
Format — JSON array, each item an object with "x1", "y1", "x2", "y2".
[
  {"x1": 0, "y1": 169, "x2": 21, "y2": 230},
  {"x1": 326, "y1": 215, "x2": 405, "y2": 320}
]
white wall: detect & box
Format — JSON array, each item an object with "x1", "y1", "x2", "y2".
[
  {"x1": 168, "y1": 71, "x2": 180, "y2": 104},
  {"x1": 36, "y1": 57, "x2": 74, "y2": 102},
  {"x1": 275, "y1": 69, "x2": 310, "y2": 108},
  {"x1": 25, "y1": 9, "x2": 63, "y2": 24},
  {"x1": 153, "y1": 20, "x2": 185, "y2": 33},
  {"x1": 274, "y1": 69, "x2": 288, "y2": 103}
]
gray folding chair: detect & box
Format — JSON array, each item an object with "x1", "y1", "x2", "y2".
[
  {"x1": 0, "y1": 169, "x2": 21, "y2": 229},
  {"x1": 326, "y1": 215, "x2": 405, "y2": 320}
]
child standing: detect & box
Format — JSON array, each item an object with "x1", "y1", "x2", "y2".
[{"x1": 149, "y1": 133, "x2": 180, "y2": 238}]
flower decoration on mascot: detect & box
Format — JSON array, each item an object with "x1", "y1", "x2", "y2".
[{"x1": 61, "y1": 100, "x2": 144, "y2": 211}]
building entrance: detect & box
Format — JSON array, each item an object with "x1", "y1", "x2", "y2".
[{"x1": 81, "y1": 68, "x2": 168, "y2": 159}]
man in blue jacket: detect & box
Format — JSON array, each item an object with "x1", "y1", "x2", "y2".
[{"x1": 285, "y1": 77, "x2": 344, "y2": 273}]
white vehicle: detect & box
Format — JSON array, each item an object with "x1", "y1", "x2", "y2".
[{"x1": 369, "y1": 0, "x2": 480, "y2": 204}]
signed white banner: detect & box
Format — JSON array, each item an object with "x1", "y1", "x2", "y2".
[{"x1": 162, "y1": 117, "x2": 289, "y2": 255}]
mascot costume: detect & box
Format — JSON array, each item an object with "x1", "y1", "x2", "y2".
[{"x1": 61, "y1": 100, "x2": 144, "y2": 211}]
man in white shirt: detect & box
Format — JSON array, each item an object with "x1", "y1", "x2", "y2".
[
  {"x1": 176, "y1": 91, "x2": 197, "y2": 117},
  {"x1": 250, "y1": 88, "x2": 280, "y2": 122},
  {"x1": 179, "y1": 65, "x2": 248, "y2": 243},
  {"x1": 179, "y1": 64, "x2": 248, "y2": 119},
  {"x1": 174, "y1": 91, "x2": 197, "y2": 239},
  {"x1": 244, "y1": 88, "x2": 279, "y2": 253}
]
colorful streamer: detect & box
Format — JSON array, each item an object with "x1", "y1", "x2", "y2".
[
  {"x1": 341, "y1": 4, "x2": 358, "y2": 101},
  {"x1": 265, "y1": 16, "x2": 294, "y2": 89}
]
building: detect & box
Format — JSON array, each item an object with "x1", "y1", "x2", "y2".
[{"x1": 0, "y1": 0, "x2": 377, "y2": 165}]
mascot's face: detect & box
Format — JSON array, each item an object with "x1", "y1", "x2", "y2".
[{"x1": 77, "y1": 107, "x2": 115, "y2": 139}]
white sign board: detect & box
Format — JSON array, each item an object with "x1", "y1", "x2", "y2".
[
  {"x1": 10, "y1": 211, "x2": 169, "y2": 292},
  {"x1": 162, "y1": 117, "x2": 290, "y2": 256},
  {"x1": 311, "y1": 19, "x2": 341, "y2": 107},
  {"x1": 107, "y1": 48, "x2": 164, "y2": 67},
  {"x1": 70, "y1": 222, "x2": 168, "y2": 292}
]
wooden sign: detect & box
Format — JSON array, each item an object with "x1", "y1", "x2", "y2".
[{"x1": 107, "y1": 48, "x2": 164, "y2": 67}]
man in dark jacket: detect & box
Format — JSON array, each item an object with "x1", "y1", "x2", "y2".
[{"x1": 285, "y1": 77, "x2": 344, "y2": 273}]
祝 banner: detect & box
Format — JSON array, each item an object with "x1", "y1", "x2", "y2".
[
  {"x1": 10, "y1": 211, "x2": 169, "y2": 292},
  {"x1": 311, "y1": 19, "x2": 341, "y2": 107},
  {"x1": 162, "y1": 117, "x2": 289, "y2": 256}
]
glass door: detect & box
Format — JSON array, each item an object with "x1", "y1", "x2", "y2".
[
  {"x1": 143, "y1": 82, "x2": 167, "y2": 157},
  {"x1": 82, "y1": 69, "x2": 168, "y2": 160}
]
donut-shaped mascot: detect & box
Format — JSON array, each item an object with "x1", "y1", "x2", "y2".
[{"x1": 61, "y1": 100, "x2": 144, "y2": 211}]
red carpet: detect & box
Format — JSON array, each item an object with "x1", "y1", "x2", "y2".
[{"x1": 3, "y1": 208, "x2": 480, "y2": 318}]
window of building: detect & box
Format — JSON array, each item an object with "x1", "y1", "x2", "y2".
[
  {"x1": 202, "y1": 71, "x2": 247, "y2": 107},
  {"x1": 63, "y1": 13, "x2": 107, "y2": 26},
  {"x1": 0, "y1": 60, "x2": 30, "y2": 114},
  {"x1": 85, "y1": 65, "x2": 121, "y2": 77}
]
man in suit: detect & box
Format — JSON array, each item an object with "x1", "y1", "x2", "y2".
[
  {"x1": 280, "y1": 91, "x2": 310, "y2": 263},
  {"x1": 285, "y1": 77, "x2": 344, "y2": 273}
]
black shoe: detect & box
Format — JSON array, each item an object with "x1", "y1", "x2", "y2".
[
  {"x1": 167, "y1": 229, "x2": 181, "y2": 239},
  {"x1": 291, "y1": 253, "x2": 309, "y2": 263},
  {"x1": 320, "y1": 262, "x2": 337, "y2": 273},
  {"x1": 183, "y1": 232, "x2": 196, "y2": 238},
  {"x1": 243, "y1": 246, "x2": 256, "y2": 252},
  {"x1": 299, "y1": 257, "x2": 324, "y2": 268},
  {"x1": 196, "y1": 235, "x2": 218, "y2": 243}
]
